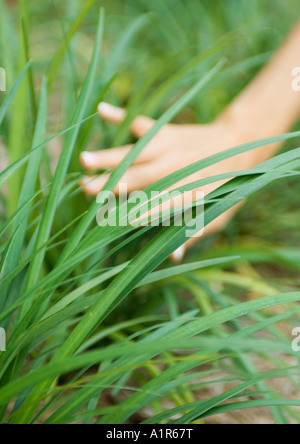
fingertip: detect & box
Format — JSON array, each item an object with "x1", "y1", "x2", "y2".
[
  {"x1": 97, "y1": 101, "x2": 108, "y2": 116},
  {"x1": 98, "y1": 102, "x2": 126, "y2": 123},
  {"x1": 80, "y1": 176, "x2": 104, "y2": 196},
  {"x1": 170, "y1": 245, "x2": 186, "y2": 263},
  {"x1": 80, "y1": 151, "x2": 95, "y2": 169}
]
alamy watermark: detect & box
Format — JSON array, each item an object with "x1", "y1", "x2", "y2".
[
  {"x1": 0, "y1": 67, "x2": 6, "y2": 92},
  {"x1": 96, "y1": 184, "x2": 205, "y2": 238},
  {"x1": 291, "y1": 327, "x2": 300, "y2": 352},
  {"x1": 0, "y1": 328, "x2": 6, "y2": 352},
  {"x1": 292, "y1": 67, "x2": 300, "y2": 92}
]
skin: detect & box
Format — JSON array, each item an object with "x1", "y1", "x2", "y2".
[{"x1": 80, "y1": 21, "x2": 300, "y2": 261}]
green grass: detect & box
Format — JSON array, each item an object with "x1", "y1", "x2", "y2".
[{"x1": 0, "y1": 0, "x2": 300, "y2": 424}]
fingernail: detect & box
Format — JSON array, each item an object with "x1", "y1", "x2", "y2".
[
  {"x1": 98, "y1": 102, "x2": 125, "y2": 121},
  {"x1": 170, "y1": 245, "x2": 186, "y2": 263},
  {"x1": 80, "y1": 151, "x2": 94, "y2": 167}
]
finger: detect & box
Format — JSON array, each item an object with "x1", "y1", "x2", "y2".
[
  {"x1": 81, "y1": 159, "x2": 169, "y2": 196},
  {"x1": 170, "y1": 204, "x2": 243, "y2": 262},
  {"x1": 98, "y1": 102, "x2": 126, "y2": 124},
  {"x1": 80, "y1": 137, "x2": 161, "y2": 170},
  {"x1": 80, "y1": 175, "x2": 108, "y2": 196},
  {"x1": 130, "y1": 115, "x2": 155, "y2": 138},
  {"x1": 98, "y1": 102, "x2": 155, "y2": 138},
  {"x1": 170, "y1": 245, "x2": 187, "y2": 263},
  {"x1": 80, "y1": 145, "x2": 134, "y2": 170}
]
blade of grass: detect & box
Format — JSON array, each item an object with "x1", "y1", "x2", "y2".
[
  {"x1": 0, "y1": 77, "x2": 48, "y2": 312},
  {"x1": 19, "y1": 9, "x2": 104, "y2": 316},
  {"x1": 47, "y1": 0, "x2": 96, "y2": 88},
  {"x1": 0, "y1": 62, "x2": 31, "y2": 127}
]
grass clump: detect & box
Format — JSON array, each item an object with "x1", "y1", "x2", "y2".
[{"x1": 0, "y1": 0, "x2": 300, "y2": 424}]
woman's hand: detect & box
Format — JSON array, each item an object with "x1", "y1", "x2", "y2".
[
  {"x1": 79, "y1": 102, "x2": 263, "y2": 260},
  {"x1": 80, "y1": 21, "x2": 300, "y2": 260}
]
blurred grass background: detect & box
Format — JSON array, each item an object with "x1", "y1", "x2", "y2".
[
  {"x1": 19, "y1": 0, "x2": 300, "y2": 283},
  {"x1": 2, "y1": 0, "x2": 300, "y2": 239}
]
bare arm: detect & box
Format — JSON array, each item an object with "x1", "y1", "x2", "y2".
[{"x1": 222, "y1": 20, "x2": 300, "y2": 163}]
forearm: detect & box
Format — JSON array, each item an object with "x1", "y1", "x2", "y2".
[{"x1": 221, "y1": 20, "x2": 300, "y2": 160}]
